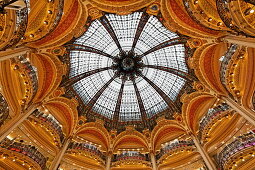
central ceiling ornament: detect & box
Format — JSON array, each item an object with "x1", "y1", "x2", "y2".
[
  {"x1": 64, "y1": 11, "x2": 193, "y2": 130},
  {"x1": 112, "y1": 51, "x2": 144, "y2": 80}
]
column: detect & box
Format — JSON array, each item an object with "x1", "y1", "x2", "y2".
[
  {"x1": 49, "y1": 137, "x2": 72, "y2": 170},
  {"x1": 222, "y1": 35, "x2": 255, "y2": 48},
  {"x1": 0, "y1": 103, "x2": 40, "y2": 141},
  {"x1": 222, "y1": 96, "x2": 255, "y2": 126},
  {"x1": 191, "y1": 135, "x2": 217, "y2": 170},
  {"x1": 106, "y1": 152, "x2": 112, "y2": 170},
  {"x1": 0, "y1": 46, "x2": 32, "y2": 62},
  {"x1": 150, "y1": 151, "x2": 157, "y2": 170}
]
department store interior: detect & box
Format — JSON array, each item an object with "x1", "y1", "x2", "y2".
[{"x1": 0, "y1": 0, "x2": 255, "y2": 169}]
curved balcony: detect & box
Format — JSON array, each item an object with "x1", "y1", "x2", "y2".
[
  {"x1": 114, "y1": 152, "x2": 149, "y2": 162},
  {"x1": 217, "y1": 131, "x2": 255, "y2": 169},
  {"x1": 0, "y1": 138, "x2": 47, "y2": 169},
  {"x1": 216, "y1": 0, "x2": 255, "y2": 37},
  {"x1": 112, "y1": 151, "x2": 151, "y2": 168},
  {"x1": 0, "y1": 93, "x2": 9, "y2": 127},
  {"x1": 67, "y1": 142, "x2": 106, "y2": 163},
  {"x1": 39, "y1": 0, "x2": 64, "y2": 40},
  {"x1": 0, "y1": 1, "x2": 28, "y2": 50},
  {"x1": 220, "y1": 44, "x2": 238, "y2": 87},
  {"x1": 18, "y1": 56, "x2": 38, "y2": 102},
  {"x1": 183, "y1": 0, "x2": 225, "y2": 31},
  {"x1": 156, "y1": 140, "x2": 196, "y2": 161},
  {"x1": 219, "y1": 43, "x2": 246, "y2": 100},
  {"x1": 198, "y1": 103, "x2": 232, "y2": 141},
  {"x1": 29, "y1": 110, "x2": 65, "y2": 145}
]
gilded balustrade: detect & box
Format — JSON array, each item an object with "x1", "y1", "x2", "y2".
[
  {"x1": 17, "y1": 55, "x2": 38, "y2": 102},
  {"x1": 156, "y1": 140, "x2": 196, "y2": 162},
  {"x1": 28, "y1": 110, "x2": 65, "y2": 146},
  {"x1": 219, "y1": 44, "x2": 238, "y2": 87},
  {"x1": 219, "y1": 44, "x2": 247, "y2": 100},
  {"x1": 67, "y1": 141, "x2": 106, "y2": 163},
  {"x1": 0, "y1": 1, "x2": 28, "y2": 50},
  {"x1": 216, "y1": 0, "x2": 255, "y2": 37},
  {"x1": 183, "y1": 0, "x2": 226, "y2": 31},
  {"x1": 198, "y1": 103, "x2": 232, "y2": 141},
  {"x1": 0, "y1": 137, "x2": 47, "y2": 169},
  {"x1": 217, "y1": 131, "x2": 255, "y2": 169},
  {"x1": 111, "y1": 151, "x2": 151, "y2": 168}
]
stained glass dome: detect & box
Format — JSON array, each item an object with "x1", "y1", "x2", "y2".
[{"x1": 66, "y1": 12, "x2": 189, "y2": 123}]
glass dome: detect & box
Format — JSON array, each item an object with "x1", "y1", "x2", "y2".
[{"x1": 67, "y1": 12, "x2": 189, "y2": 123}]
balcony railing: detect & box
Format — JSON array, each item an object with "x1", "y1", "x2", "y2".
[
  {"x1": 111, "y1": 151, "x2": 151, "y2": 167},
  {"x1": 183, "y1": 0, "x2": 217, "y2": 31},
  {"x1": 216, "y1": 0, "x2": 255, "y2": 37},
  {"x1": 68, "y1": 142, "x2": 106, "y2": 161},
  {"x1": 217, "y1": 131, "x2": 255, "y2": 169},
  {"x1": 156, "y1": 140, "x2": 195, "y2": 160},
  {"x1": 112, "y1": 151, "x2": 150, "y2": 162},
  {"x1": 0, "y1": 1, "x2": 28, "y2": 50},
  {"x1": 30, "y1": 110, "x2": 65, "y2": 144},
  {"x1": 219, "y1": 44, "x2": 238, "y2": 87},
  {"x1": 0, "y1": 93, "x2": 9, "y2": 127},
  {"x1": 198, "y1": 103, "x2": 230, "y2": 140},
  {"x1": 0, "y1": 138, "x2": 47, "y2": 169},
  {"x1": 18, "y1": 56, "x2": 38, "y2": 102},
  {"x1": 47, "y1": 0, "x2": 64, "y2": 35}
]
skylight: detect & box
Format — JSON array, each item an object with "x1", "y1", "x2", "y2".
[{"x1": 68, "y1": 12, "x2": 188, "y2": 122}]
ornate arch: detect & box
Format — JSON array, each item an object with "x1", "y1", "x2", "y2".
[
  {"x1": 75, "y1": 121, "x2": 110, "y2": 151},
  {"x1": 190, "y1": 43, "x2": 229, "y2": 94},
  {"x1": 113, "y1": 127, "x2": 149, "y2": 152},
  {"x1": 182, "y1": 92, "x2": 216, "y2": 133},
  {"x1": 43, "y1": 97, "x2": 79, "y2": 136},
  {"x1": 151, "y1": 119, "x2": 186, "y2": 150},
  {"x1": 29, "y1": 52, "x2": 66, "y2": 102}
]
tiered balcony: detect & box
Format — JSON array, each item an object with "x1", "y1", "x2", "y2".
[
  {"x1": 18, "y1": 56, "x2": 38, "y2": 100},
  {"x1": 114, "y1": 152, "x2": 149, "y2": 161},
  {"x1": 216, "y1": 0, "x2": 255, "y2": 37},
  {"x1": 0, "y1": 93, "x2": 9, "y2": 127},
  {"x1": 219, "y1": 44, "x2": 238, "y2": 87},
  {"x1": 29, "y1": 110, "x2": 65, "y2": 145},
  {"x1": 156, "y1": 140, "x2": 195, "y2": 161},
  {"x1": 67, "y1": 142, "x2": 106, "y2": 163},
  {"x1": 0, "y1": 0, "x2": 28, "y2": 50},
  {"x1": 198, "y1": 103, "x2": 231, "y2": 141},
  {"x1": 0, "y1": 138, "x2": 47, "y2": 169},
  {"x1": 217, "y1": 131, "x2": 255, "y2": 169},
  {"x1": 112, "y1": 151, "x2": 151, "y2": 167}
]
